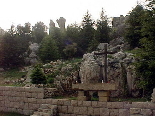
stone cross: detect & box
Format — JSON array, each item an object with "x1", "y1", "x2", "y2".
[{"x1": 94, "y1": 43, "x2": 115, "y2": 83}]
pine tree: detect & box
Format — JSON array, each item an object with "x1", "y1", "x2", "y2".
[
  {"x1": 96, "y1": 8, "x2": 111, "y2": 43},
  {"x1": 80, "y1": 11, "x2": 95, "y2": 52},
  {"x1": 31, "y1": 66, "x2": 46, "y2": 84}
]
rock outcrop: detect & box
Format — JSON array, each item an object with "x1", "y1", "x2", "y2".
[
  {"x1": 79, "y1": 43, "x2": 137, "y2": 97},
  {"x1": 25, "y1": 43, "x2": 39, "y2": 65}
]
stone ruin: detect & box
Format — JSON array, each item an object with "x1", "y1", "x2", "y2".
[
  {"x1": 56, "y1": 17, "x2": 66, "y2": 32},
  {"x1": 49, "y1": 17, "x2": 66, "y2": 33}
]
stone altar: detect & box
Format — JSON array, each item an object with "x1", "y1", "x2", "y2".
[{"x1": 72, "y1": 43, "x2": 116, "y2": 101}]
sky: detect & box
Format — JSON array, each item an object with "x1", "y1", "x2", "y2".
[{"x1": 0, "y1": 0, "x2": 146, "y2": 30}]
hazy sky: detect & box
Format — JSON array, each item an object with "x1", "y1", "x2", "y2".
[{"x1": 0, "y1": 0, "x2": 146, "y2": 30}]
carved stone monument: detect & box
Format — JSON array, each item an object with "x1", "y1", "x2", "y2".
[
  {"x1": 49, "y1": 20, "x2": 55, "y2": 34},
  {"x1": 72, "y1": 43, "x2": 116, "y2": 101},
  {"x1": 56, "y1": 17, "x2": 66, "y2": 32}
]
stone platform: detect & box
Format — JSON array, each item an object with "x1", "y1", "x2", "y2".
[{"x1": 72, "y1": 83, "x2": 116, "y2": 102}]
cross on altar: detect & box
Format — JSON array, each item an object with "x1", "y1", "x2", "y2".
[{"x1": 94, "y1": 43, "x2": 115, "y2": 83}]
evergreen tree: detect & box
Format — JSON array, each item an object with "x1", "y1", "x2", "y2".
[
  {"x1": 96, "y1": 8, "x2": 111, "y2": 43},
  {"x1": 39, "y1": 35, "x2": 59, "y2": 63},
  {"x1": 32, "y1": 22, "x2": 47, "y2": 43},
  {"x1": 49, "y1": 27, "x2": 65, "y2": 58},
  {"x1": 66, "y1": 23, "x2": 83, "y2": 57},
  {"x1": 0, "y1": 24, "x2": 32, "y2": 69},
  {"x1": 125, "y1": 5, "x2": 145, "y2": 49},
  {"x1": 31, "y1": 66, "x2": 46, "y2": 84},
  {"x1": 135, "y1": 2, "x2": 155, "y2": 97},
  {"x1": 80, "y1": 11, "x2": 95, "y2": 52}
]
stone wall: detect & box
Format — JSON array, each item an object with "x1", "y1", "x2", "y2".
[{"x1": 0, "y1": 86, "x2": 155, "y2": 116}]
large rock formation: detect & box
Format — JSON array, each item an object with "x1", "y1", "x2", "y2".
[
  {"x1": 79, "y1": 43, "x2": 138, "y2": 97},
  {"x1": 79, "y1": 53, "x2": 100, "y2": 83},
  {"x1": 25, "y1": 43, "x2": 39, "y2": 65}
]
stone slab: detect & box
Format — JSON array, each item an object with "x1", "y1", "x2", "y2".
[
  {"x1": 98, "y1": 91, "x2": 110, "y2": 97},
  {"x1": 99, "y1": 96, "x2": 109, "y2": 102},
  {"x1": 72, "y1": 83, "x2": 116, "y2": 90}
]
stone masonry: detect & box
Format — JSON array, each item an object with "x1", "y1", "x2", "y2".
[{"x1": 0, "y1": 86, "x2": 155, "y2": 116}]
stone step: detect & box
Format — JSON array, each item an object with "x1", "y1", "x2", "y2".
[
  {"x1": 40, "y1": 104, "x2": 51, "y2": 109},
  {"x1": 31, "y1": 104, "x2": 58, "y2": 116}
]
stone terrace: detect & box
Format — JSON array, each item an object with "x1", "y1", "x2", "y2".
[{"x1": 0, "y1": 86, "x2": 155, "y2": 116}]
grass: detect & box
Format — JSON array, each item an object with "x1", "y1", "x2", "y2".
[
  {"x1": 0, "y1": 112, "x2": 28, "y2": 116},
  {"x1": 2, "y1": 69, "x2": 27, "y2": 79},
  {"x1": 0, "y1": 68, "x2": 27, "y2": 87}
]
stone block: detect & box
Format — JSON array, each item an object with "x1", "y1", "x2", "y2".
[
  {"x1": 31, "y1": 92, "x2": 37, "y2": 98},
  {"x1": 24, "y1": 87, "x2": 31, "y2": 92},
  {"x1": 119, "y1": 109, "x2": 129, "y2": 116},
  {"x1": 52, "y1": 99, "x2": 58, "y2": 105},
  {"x1": 132, "y1": 102, "x2": 148, "y2": 109},
  {"x1": 64, "y1": 100, "x2": 71, "y2": 106},
  {"x1": 153, "y1": 110, "x2": 155, "y2": 116},
  {"x1": 57, "y1": 100, "x2": 64, "y2": 106},
  {"x1": 23, "y1": 103, "x2": 29, "y2": 110},
  {"x1": 78, "y1": 96, "x2": 87, "y2": 101},
  {"x1": 23, "y1": 109, "x2": 30, "y2": 115},
  {"x1": 36, "y1": 99, "x2": 43, "y2": 104},
  {"x1": 82, "y1": 101, "x2": 91, "y2": 107},
  {"x1": 74, "y1": 107, "x2": 88, "y2": 115},
  {"x1": 93, "y1": 108, "x2": 100, "y2": 115},
  {"x1": 0, "y1": 86, "x2": 5, "y2": 91},
  {"x1": 78, "y1": 91, "x2": 85, "y2": 96},
  {"x1": 130, "y1": 108, "x2": 141, "y2": 114},
  {"x1": 130, "y1": 114, "x2": 143, "y2": 116},
  {"x1": 61, "y1": 106, "x2": 68, "y2": 113},
  {"x1": 68, "y1": 106, "x2": 74, "y2": 114},
  {"x1": 92, "y1": 101, "x2": 98, "y2": 107},
  {"x1": 24, "y1": 98, "x2": 28, "y2": 103},
  {"x1": 148, "y1": 102, "x2": 155, "y2": 109},
  {"x1": 0, "y1": 91, "x2": 3, "y2": 96},
  {"x1": 70, "y1": 114, "x2": 76, "y2": 116},
  {"x1": 109, "y1": 109, "x2": 119, "y2": 116},
  {"x1": 78, "y1": 101, "x2": 83, "y2": 106},
  {"x1": 99, "y1": 96, "x2": 109, "y2": 102},
  {"x1": 74, "y1": 107, "x2": 80, "y2": 114},
  {"x1": 25, "y1": 92, "x2": 32, "y2": 98},
  {"x1": 29, "y1": 103, "x2": 35, "y2": 110},
  {"x1": 107, "y1": 102, "x2": 124, "y2": 109},
  {"x1": 100, "y1": 108, "x2": 109, "y2": 116},
  {"x1": 0, "y1": 96, "x2": 3, "y2": 101},
  {"x1": 124, "y1": 102, "x2": 132, "y2": 109},
  {"x1": 98, "y1": 101, "x2": 107, "y2": 107},
  {"x1": 98, "y1": 91, "x2": 110, "y2": 96},
  {"x1": 28, "y1": 98, "x2": 37, "y2": 103},
  {"x1": 141, "y1": 109, "x2": 152, "y2": 116},
  {"x1": 71, "y1": 100, "x2": 78, "y2": 106},
  {"x1": 58, "y1": 106, "x2": 62, "y2": 112},
  {"x1": 88, "y1": 107, "x2": 94, "y2": 115}
]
